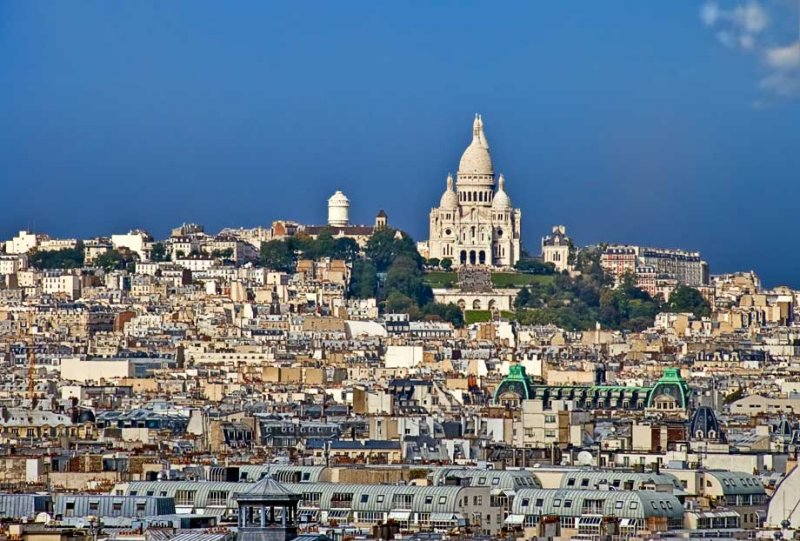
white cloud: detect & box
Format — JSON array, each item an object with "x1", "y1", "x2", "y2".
[
  {"x1": 760, "y1": 72, "x2": 800, "y2": 97},
  {"x1": 700, "y1": 1, "x2": 768, "y2": 52},
  {"x1": 701, "y1": 1, "x2": 800, "y2": 100},
  {"x1": 739, "y1": 34, "x2": 755, "y2": 50},
  {"x1": 765, "y1": 42, "x2": 800, "y2": 70},
  {"x1": 731, "y1": 3, "x2": 768, "y2": 33},
  {"x1": 701, "y1": 2, "x2": 721, "y2": 26},
  {"x1": 717, "y1": 31, "x2": 736, "y2": 48}
]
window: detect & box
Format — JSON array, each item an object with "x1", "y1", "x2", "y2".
[
  {"x1": 392, "y1": 494, "x2": 413, "y2": 509},
  {"x1": 564, "y1": 500, "x2": 572, "y2": 509},
  {"x1": 360, "y1": 494, "x2": 369, "y2": 504},
  {"x1": 521, "y1": 498, "x2": 530, "y2": 507},
  {"x1": 651, "y1": 502, "x2": 658, "y2": 510},
  {"x1": 175, "y1": 490, "x2": 196, "y2": 506},
  {"x1": 535, "y1": 498, "x2": 544, "y2": 507},
  {"x1": 615, "y1": 501, "x2": 623, "y2": 510},
  {"x1": 208, "y1": 490, "x2": 228, "y2": 506},
  {"x1": 580, "y1": 478, "x2": 590, "y2": 488},
  {"x1": 566, "y1": 478, "x2": 576, "y2": 487},
  {"x1": 113, "y1": 502, "x2": 123, "y2": 512},
  {"x1": 553, "y1": 499, "x2": 561, "y2": 508},
  {"x1": 478, "y1": 477, "x2": 486, "y2": 485},
  {"x1": 89, "y1": 502, "x2": 99, "y2": 512},
  {"x1": 376, "y1": 495, "x2": 384, "y2": 504},
  {"x1": 439, "y1": 496, "x2": 447, "y2": 505},
  {"x1": 629, "y1": 501, "x2": 639, "y2": 510},
  {"x1": 491, "y1": 477, "x2": 500, "y2": 486},
  {"x1": 424, "y1": 496, "x2": 433, "y2": 505}
]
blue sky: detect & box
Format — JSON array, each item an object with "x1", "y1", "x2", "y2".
[{"x1": 1, "y1": 1, "x2": 799, "y2": 286}]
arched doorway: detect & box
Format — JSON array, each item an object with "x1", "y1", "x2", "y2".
[
  {"x1": 473, "y1": 299, "x2": 482, "y2": 310},
  {"x1": 479, "y1": 251, "x2": 486, "y2": 265},
  {"x1": 460, "y1": 251, "x2": 467, "y2": 265},
  {"x1": 469, "y1": 250, "x2": 476, "y2": 265},
  {"x1": 457, "y1": 299, "x2": 466, "y2": 310}
]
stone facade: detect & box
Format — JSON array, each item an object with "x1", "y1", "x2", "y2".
[{"x1": 427, "y1": 115, "x2": 521, "y2": 268}]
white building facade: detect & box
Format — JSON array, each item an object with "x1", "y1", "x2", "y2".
[{"x1": 426, "y1": 115, "x2": 521, "y2": 268}]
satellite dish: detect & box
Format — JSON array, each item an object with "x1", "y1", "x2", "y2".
[{"x1": 577, "y1": 451, "x2": 594, "y2": 466}]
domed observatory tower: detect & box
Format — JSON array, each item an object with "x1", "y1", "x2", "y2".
[{"x1": 236, "y1": 476, "x2": 302, "y2": 541}]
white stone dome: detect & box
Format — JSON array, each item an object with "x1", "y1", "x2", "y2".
[
  {"x1": 439, "y1": 174, "x2": 459, "y2": 209},
  {"x1": 492, "y1": 175, "x2": 512, "y2": 210},
  {"x1": 458, "y1": 115, "x2": 493, "y2": 175},
  {"x1": 328, "y1": 190, "x2": 349, "y2": 205}
]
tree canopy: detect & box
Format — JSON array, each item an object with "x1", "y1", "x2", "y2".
[
  {"x1": 513, "y1": 249, "x2": 662, "y2": 331},
  {"x1": 150, "y1": 242, "x2": 169, "y2": 262},
  {"x1": 29, "y1": 244, "x2": 85, "y2": 269},
  {"x1": 666, "y1": 285, "x2": 711, "y2": 318},
  {"x1": 95, "y1": 249, "x2": 135, "y2": 272}
]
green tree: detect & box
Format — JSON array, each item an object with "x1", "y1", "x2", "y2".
[
  {"x1": 514, "y1": 286, "x2": 532, "y2": 309},
  {"x1": 422, "y1": 302, "x2": 464, "y2": 327},
  {"x1": 210, "y1": 247, "x2": 234, "y2": 259},
  {"x1": 150, "y1": 242, "x2": 169, "y2": 262},
  {"x1": 314, "y1": 230, "x2": 335, "y2": 259},
  {"x1": 349, "y1": 259, "x2": 377, "y2": 298},
  {"x1": 288, "y1": 233, "x2": 318, "y2": 260},
  {"x1": 440, "y1": 258, "x2": 452, "y2": 271},
  {"x1": 385, "y1": 255, "x2": 433, "y2": 307},
  {"x1": 514, "y1": 257, "x2": 556, "y2": 275},
  {"x1": 385, "y1": 290, "x2": 418, "y2": 314},
  {"x1": 95, "y1": 249, "x2": 127, "y2": 271},
  {"x1": 331, "y1": 237, "x2": 360, "y2": 262},
  {"x1": 426, "y1": 257, "x2": 440, "y2": 269},
  {"x1": 365, "y1": 228, "x2": 421, "y2": 272},
  {"x1": 29, "y1": 245, "x2": 85, "y2": 269},
  {"x1": 260, "y1": 240, "x2": 294, "y2": 272},
  {"x1": 667, "y1": 285, "x2": 711, "y2": 318}
]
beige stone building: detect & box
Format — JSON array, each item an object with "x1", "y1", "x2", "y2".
[{"x1": 426, "y1": 115, "x2": 521, "y2": 267}]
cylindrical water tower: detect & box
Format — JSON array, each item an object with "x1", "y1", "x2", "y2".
[{"x1": 327, "y1": 190, "x2": 350, "y2": 227}]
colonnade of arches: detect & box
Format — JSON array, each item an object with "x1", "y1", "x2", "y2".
[{"x1": 459, "y1": 249, "x2": 486, "y2": 265}]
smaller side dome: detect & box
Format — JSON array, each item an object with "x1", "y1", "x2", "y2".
[
  {"x1": 492, "y1": 174, "x2": 512, "y2": 210},
  {"x1": 689, "y1": 405, "x2": 723, "y2": 441},
  {"x1": 439, "y1": 174, "x2": 459, "y2": 209}
]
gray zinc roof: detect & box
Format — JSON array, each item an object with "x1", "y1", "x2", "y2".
[{"x1": 511, "y1": 489, "x2": 684, "y2": 520}]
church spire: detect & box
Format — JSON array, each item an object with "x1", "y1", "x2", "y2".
[{"x1": 478, "y1": 114, "x2": 489, "y2": 149}]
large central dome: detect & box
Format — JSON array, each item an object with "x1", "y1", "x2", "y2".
[{"x1": 458, "y1": 114, "x2": 493, "y2": 176}]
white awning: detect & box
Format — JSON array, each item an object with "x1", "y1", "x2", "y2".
[
  {"x1": 429, "y1": 512, "x2": 459, "y2": 523},
  {"x1": 505, "y1": 514, "x2": 526, "y2": 525},
  {"x1": 298, "y1": 509, "x2": 319, "y2": 522},
  {"x1": 620, "y1": 518, "x2": 637, "y2": 528},
  {"x1": 578, "y1": 516, "x2": 602, "y2": 526},
  {"x1": 388, "y1": 510, "x2": 412, "y2": 521},
  {"x1": 327, "y1": 509, "x2": 351, "y2": 520}
]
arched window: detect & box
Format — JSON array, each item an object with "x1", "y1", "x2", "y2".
[{"x1": 473, "y1": 299, "x2": 481, "y2": 310}]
